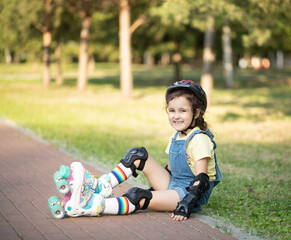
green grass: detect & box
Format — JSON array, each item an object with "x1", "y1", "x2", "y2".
[{"x1": 0, "y1": 63, "x2": 290, "y2": 239}]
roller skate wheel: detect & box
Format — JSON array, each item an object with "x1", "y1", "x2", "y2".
[
  {"x1": 51, "y1": 204, "x2": 65, "y2": 219},
  {"x1": 48, "y1": 196, "x2": 61, "y2": 207},
  {"x1": 59, "y1": 165, "x2": 70, "y2": 179},
  {"x1": 56, "y1": 179, "x2": 70, "y2": 195},
  {"x1": 53, "y1": 171, "x2": 62, "y2": 184}
]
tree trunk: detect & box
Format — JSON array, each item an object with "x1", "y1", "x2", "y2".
[
  {"x1": 88, "y1": 55, "x2": 95, "y2": 73},
  {"x1": 201, "y1": 16, "x2": 215, "y2": 107},
  {"x1": 119, "y1": 0, "x2": 133, "y2": 99},
  {"x1": 43, "y1": 0, "x2": 52, "y2": 88},
  {"x1": 144, "y1": 51, "x2": 154, "y2": 70},
  {"x1": 55, "y1": 43, "x2": 63, "y2": 86},
  {"x1": 222, "y1": 21, "x2": 233, "y2": 88},
  {"x1": 268, "y1": 51, "x2": 276, "y2": 68},
  {"x1": 173, "y1": 41, "x2": 182, "y2": 82},
  {"x1": 43, "y1": 31, "x2": 51, "y2": 88},
  {"x1": 4, "y1": 48, "x2": 12, "y2": 64},
  {"x1": 33, "y1": 56, "x2": 39, "y2": 72},
  {"x1": 77, "y1": 16, "x2": 91, "y2": 91},
  {"x1": 276, "y1": 50, "x2": 284, "y2": 69},
  {"x1": 161, "y1": 52, "x2": 170, "y2": 66}
]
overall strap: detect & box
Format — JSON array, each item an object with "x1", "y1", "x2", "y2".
[
  {"x1": 186, "y1": 129, "x2": 217, "y2": 153},
  {"x1": 205, "y1": 129, "x2": 216, "y2": 150},
  {"x1": 186, "y1": 129, "x2": 203, "y2": 143},
  {"x1": 173, "y1": 131, "x2": 180, "y2": 140},
  {"x1": 186, "y1": 129, "x2": 214, "y2": 143},
  {"x1": 173, "y1": 129, "x2": 216, "y2": 150}
]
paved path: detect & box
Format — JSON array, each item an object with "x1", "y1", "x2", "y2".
[{"x1": 0, "y1": 121, "x2": 236, "y2": 240}]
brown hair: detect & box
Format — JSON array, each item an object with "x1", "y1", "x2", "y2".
[{"x1": 166, "y1": 90, "x2": 207, "y2": 131}]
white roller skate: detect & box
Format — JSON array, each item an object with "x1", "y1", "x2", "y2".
[
  {"x1": 48, "y1": 162, "x2": 105, "y2": 219},
  {"x1": 52, "y1": 164, "x2": 98, "y2": 195},
  {"x1": 52, "y1": 163, "x2": 112, "y2": 198},
  {"x1": 96, "y1": 174, "x2": 113, "y2": 198}
]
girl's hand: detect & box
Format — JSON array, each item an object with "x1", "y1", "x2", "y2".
[{"x1": 171, "y1": 212, "x2": 188, "y2": 221}]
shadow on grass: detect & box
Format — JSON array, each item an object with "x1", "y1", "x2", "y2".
[
  {"x1": 60, "y1": 67, "x2": 291, "y2": 118},
  {"x1": 220, "y1": 112, "x2": 243, "y2": 121},
  {"x1": 232, "y1": 68, "x2": 291, "y2": 88},
  {"x1": 62, "y1": 66, "x2": 204, "y2": 89}
]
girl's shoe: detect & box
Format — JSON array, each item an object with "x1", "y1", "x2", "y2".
[
  {"x1": 63, "y1": 162, "x2": 105, "y2": 217},
  {"x1": 54, "y1": 163, "x2": 112, "y2": 198}
]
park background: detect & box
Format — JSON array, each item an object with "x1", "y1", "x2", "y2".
[{"x1": 0, "y1": 1, "x2": 290, "y2": 239}]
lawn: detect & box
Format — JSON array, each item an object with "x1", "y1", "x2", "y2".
[{"x1": 0, "y1": 63, "x2": 290, "y2": 239}]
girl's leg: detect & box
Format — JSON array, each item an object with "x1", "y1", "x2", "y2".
[
  {"x1": 61, "y1": 162, "x2": 176, "y2": 217},
  {"x1": 103, "y1": 196, "x2": 136, "y2": 215},
  {"x1": 107, "y1": 153, "x2": 171, "y2": 191},
  {"x1": 102, "y1": 189, "x2": 180, "y2": 215},
  {"x1": 92, "y1": 147, "x2": 148, "y2": 196},
  {"x1": 96, "y1": 147, "x2": 171, "y2": 196},
  {"x1": 135, "y1": 155, "x2": 171, "y2": 191},
  {"x1": 141, "y1": 190, "x2": 180, "y2": 212}
]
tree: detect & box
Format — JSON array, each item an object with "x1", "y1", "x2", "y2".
[
  {"x1": 42, "y1": 0, "x2": 53, "y2": 88},
  {"x1": 117, "y1": 0, "x2": 160, "y2": 98},
  {"x1": 200, "y1": 15, "x2": 215, "y2": 106},
  {"x1": 119, "y1": 0, "x2": 161, "y2": 98},
  {"x1": 189, "y1": 0, "x2": 241, "y2": 104},
  {"x1": 69, "y1": 1, "x2": 103, "y2": 91},
  {"x1": 61, "y1": 0, "x2": 108, "y2": 90},
  {"x1": 150, "y1": 0, "x2": 252, "y2": 102},
  {"x1": 222, "y1": 20, "x2": 233, "y2": 88},
  {"x1": 77, "y1": 13, "x2": 91, "y2": 91},
  {"x1": 237, "y1": 0, "x2": 291, "y2": 68},
  {"x1": 0, "y1": 0, "x2": 54, "y2": 86},
  {"x1": 150, "y1": 1, "x2": 199, "y2": 82},
  {"x1": 119, "y1": 0, "x2": 133, "y2": 98},
  {"x1": 150, "y1": 0, "x2": 218, "y2": 95}
]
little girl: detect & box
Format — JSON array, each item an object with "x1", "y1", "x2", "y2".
[{"x1": 52, "y1": 80, "x2": 222, "y2": 221}]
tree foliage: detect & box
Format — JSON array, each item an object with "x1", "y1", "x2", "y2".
[
  {"x1": 0, "y1": 0, "x2": 290, "y2": 65},
  {"x1": 0, "y1": 0, "x2": 43, "y2": 58},
  {"x1": 240, "y1": 0, "x2": 291, "y2": 52}
]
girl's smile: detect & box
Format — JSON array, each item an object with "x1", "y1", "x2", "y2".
[{"x1": 167, "y1": 96, "x2": 194, "y2": 134}]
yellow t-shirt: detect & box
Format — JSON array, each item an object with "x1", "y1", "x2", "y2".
[{"x1": 165, "y1": 127, "x2": 216, "y2": 181}]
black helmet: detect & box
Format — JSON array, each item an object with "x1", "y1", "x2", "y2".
[{"x1": 166, "y1": 80, "x2": 207, "y2": 111}]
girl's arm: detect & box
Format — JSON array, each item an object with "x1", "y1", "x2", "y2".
[
  {"x1": 171, "y1": 157, "x2": 209, "y2": 221},
  {"x1": 193, "y1": 157, "x2": 208, "y2": 186}
]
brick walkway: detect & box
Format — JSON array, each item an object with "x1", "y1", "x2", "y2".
[{"x1": 0, "y1": 121, "x2": 236, "y2": 240}]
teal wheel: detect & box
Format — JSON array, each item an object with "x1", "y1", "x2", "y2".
[
  {"x1": 51, "y1": 204, "x2": 65, "y2": 219},
  {"x1": 59, "y1": 165, "x2": 70, "y2": 179},
  {"x1": 48, "y1": 196, "x2": 60, "y2": 208},
  {"x1": 53, "y1": 170, "x2": 61, "y2": 184},
  {"x1": 56, "y1": 179, "x2": 70, "y2": 194}
]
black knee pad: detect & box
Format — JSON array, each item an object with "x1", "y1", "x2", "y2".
[
  {"x1": 120, "y1": 147, "x2": 148, "y2": 177},
  {"x1": 123, "y1": 187, "x2": 152, "y2": 212}
]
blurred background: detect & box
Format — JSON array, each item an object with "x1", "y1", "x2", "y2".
[
  {"x1": 0, "y1": 1, "x2": 290, "y2": 239},
  {"x1": 1, "y1": 0, "x2": 290, "y2": 95}
]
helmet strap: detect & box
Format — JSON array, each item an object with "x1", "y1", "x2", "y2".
[{"x1": 180, "y1": 115, "x2": 196, "y2": 136}]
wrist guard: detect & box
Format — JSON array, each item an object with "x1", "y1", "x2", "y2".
[{"x1": 173, "y1": 173, "x2": 210, "y2": 218}]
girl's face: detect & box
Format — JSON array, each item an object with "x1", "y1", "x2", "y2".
[{"x1": 167, "y1": 96, "x2": 194, "y2": 134}]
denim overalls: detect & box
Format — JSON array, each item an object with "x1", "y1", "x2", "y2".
[{"x1": 167, "y1": 128, "x2": 222, "y2": 211}]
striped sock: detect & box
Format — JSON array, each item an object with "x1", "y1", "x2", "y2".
[
  {"x1": 108, "y1": 163, "x2": 133, "y2": 188},
  {"x1": 103, "y1": 196, "x2": 135, "y2": 215}
]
